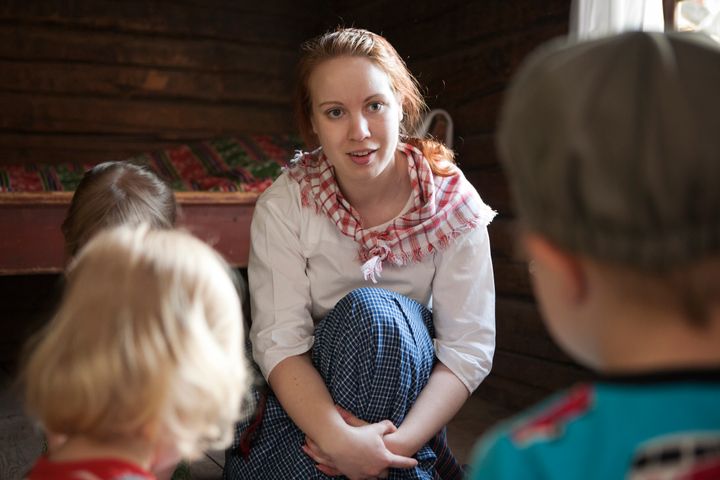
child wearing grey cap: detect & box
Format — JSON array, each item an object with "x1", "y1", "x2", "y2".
[{"x1": 469, "y1": 31, "x2": 720, "y2": 479}]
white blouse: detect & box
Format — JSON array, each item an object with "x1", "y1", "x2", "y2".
[{"x1": 248, "y1": 172, "x2": 496, "y2": 392}]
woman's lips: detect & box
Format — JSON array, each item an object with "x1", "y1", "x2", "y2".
[{"x1": 347, "y1": 149, "x2": 377, "y2": 165}]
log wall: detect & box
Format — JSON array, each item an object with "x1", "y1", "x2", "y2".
[
  {"x1": 0, "y1": 0, "x2": 326, "y2": 164},
  {"x1": 1, "y1": 0, "x2": 592, "y2": 433}
]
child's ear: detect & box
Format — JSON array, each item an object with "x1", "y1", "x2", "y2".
[{"x1": 524, "y1": 233, "x2": 587, "y2": 303}]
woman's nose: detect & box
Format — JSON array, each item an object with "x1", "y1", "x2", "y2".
[{"x1": 348, "y1": 114, "x2": 370, "y2": 141}]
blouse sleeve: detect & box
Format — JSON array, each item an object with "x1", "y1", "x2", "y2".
[
  {"x1": 248, "y1": 174, "x2": 314, "y2": 380},
  {"x1": 432, "y1": 224, "x2": 496, "y2": 393}
]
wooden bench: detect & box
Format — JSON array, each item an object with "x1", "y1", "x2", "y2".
[
  {"x1": 0, "y1": 135, "x2": 300, "y2": 274},
  {"x1": 0, "y1": 191, "x2": 259, "y2": 274}
]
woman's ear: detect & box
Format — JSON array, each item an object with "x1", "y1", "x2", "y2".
[{"x1": 524, "y1": 233, "x2": 588, "y2": 303}]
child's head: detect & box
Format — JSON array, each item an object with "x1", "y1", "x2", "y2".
[
  {"x1": 23, "y1": 225, "x2": 247, "y2": 461},
  {"x1": 498, "y1": 32, "x2": 720, "y2": 368},
  {"x1": 62, "y1": 161, "x2": 177, "y2": 256}
]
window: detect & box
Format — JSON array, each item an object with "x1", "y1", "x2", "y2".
[
  {"x1": 674, "y1": 0, "x2": 720, "y2": 41},
  {"x1": 570, "y1": 0, "x2": 665, "y2": 40}
]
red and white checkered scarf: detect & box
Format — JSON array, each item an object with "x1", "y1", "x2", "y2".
[{"x1": 288, "y1": 142, "x2": 496, "y2": 283}]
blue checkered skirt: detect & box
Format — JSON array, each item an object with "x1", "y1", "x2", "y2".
[{"x1": 224, "y1": 287, "x2": 438, "y2": 479}]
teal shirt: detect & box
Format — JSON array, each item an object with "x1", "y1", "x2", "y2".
[{"x1": 469, "y1": 372, "x2": 720, "y2": 479}]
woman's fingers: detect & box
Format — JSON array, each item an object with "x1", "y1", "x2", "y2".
[
  {"x1": 377, "y1": 419, "x2": 398, "y2": 435},
  {"x1": 315, "y1": 463, "x2": 342, "y2": 477},
  {"x1": 301, "y1": 439, "x2": 334, "y2": 467},
  {"x1": 385, "y1": 451, "x2": 419, "y2": 470},
  {"x1": 335, "y1": 404, "x2": 368, "y2": 427},
  {"x1": 335, "y1": 404, "x2": 353, "y2": 420},
  {"x1": 306, "y1": 436, "x2": 330, "y2": 462}
]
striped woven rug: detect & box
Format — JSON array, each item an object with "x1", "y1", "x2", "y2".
[{"x1": 0, "y1": 135, "x2": 302, "y2": 193}]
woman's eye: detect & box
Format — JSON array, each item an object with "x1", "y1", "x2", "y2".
[
  {"x1": 368, "y1": 102, "x2": 383, "y2": 112},
  {"x1": 326, "y1": 108, "x2": 343, "y2": 119}
]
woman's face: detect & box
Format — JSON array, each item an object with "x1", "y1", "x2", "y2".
[{"x1": 308, "y1": 55, "x2": 402, "y2": 186}]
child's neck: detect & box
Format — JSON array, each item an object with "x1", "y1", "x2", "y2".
[{"x1": 49, "y1": 434, "x2": 154, "y2": 470}]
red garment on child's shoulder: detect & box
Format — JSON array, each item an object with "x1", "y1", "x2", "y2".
[{"x1": 27, "y1": 456, "x2": 155, "y2": 479}]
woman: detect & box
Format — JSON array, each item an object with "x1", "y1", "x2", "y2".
[{"x1": 226, "y1": 27, "x2": 496, "y2": 480}]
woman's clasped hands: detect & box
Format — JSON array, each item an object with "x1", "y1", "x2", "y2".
[{"x1": 302, "y1": 405, "x2": 417, "y2": 479}]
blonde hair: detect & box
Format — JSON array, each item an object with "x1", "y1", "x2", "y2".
[
  {"x1": 294, "y1": 27, "x2": 456, "y2": 176},
  {"x1": 62, "y1": 161, "x2": 177, "y2": 256},
  {"x1": 23, "y1": 226, "x2": 247, "y2": 459}
]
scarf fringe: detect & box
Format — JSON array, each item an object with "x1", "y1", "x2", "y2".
[{"x1": 365, "y1": 213, "x2": 496, "y2": 268}]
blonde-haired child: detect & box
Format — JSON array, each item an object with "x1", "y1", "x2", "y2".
[{"x1": 22, "y1": 225, "x2": 248, "y2": 479}]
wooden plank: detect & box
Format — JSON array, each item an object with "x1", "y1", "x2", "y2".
[
  {"x1": 410, "y1": 22, "x2": 568, "y2": 104},
  {"x1": 0, "y1": 191, "x2": 258, "y2": 274},
  {"x1": 476, "y1": 374, "x2": 552, "y2": 412},
  {"x1": 455, "y1": 133, "x2": 497, "y2": 169},
  {"x1": 496, "y1": 298, "x2": 575, "y2": 364},
  {"x1": 335, "y1": 0, "x2": 569, "y2": 58},
  {"x1": 448, "y1": 90, "x2": 505, "y2": 140},
  {"x1": 0, "y1": 93, "x2": 293, "y2": 136},
  {"x1": 151, "y1": 0, "x2": 325, "y2": 19},
  {"x1": 0, "y1": 60, "x2": 293, "y2": 104},
  {"x1": 465, "y1": 167, "x2": 513, "y2": 216},
  {"x1": 488, "y1": 217, "x2": 519, "y2": 259},
  {"x1": 0, "y1": 200, "x2": 68, "y2": 274},
  {"x1": 491, "y1": 350, "x2": 592, "y2": 392},
  {"x1": 0, "y1": 24, "x2": 300, "y2": 73},
  {"x1": 177, "y1": 201, "x2": 255, "y2": 268},
  {"x1": 494, "y1": 256, "x2": 533, "y2": 298},
  {"x1": 0, "y1": 0, "x2": 320, "y2": 47}
]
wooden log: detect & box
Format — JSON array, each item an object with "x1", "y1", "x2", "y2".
[
  {"x1": 494, "y1": 257, "x2": 533, "y2": 298},
  {"x1": 488, "y1": 217, "x2": 519, "y2": 259},
  {"x1": 449, "y1": 90, "x2": 505, "y2": 140},
  {"x1": 0, "y1": 0, "x2": 320, "y2": 48},
  {"x1": 455, "y1": 133, "x2": 497, "y2": 169},
  {"x1": 0, "y1": 60, "x2": 293, "y2": 104},
  {"x1": 465, "y1": 167, "x2": 513, "y2": 216},
  {"x1": 411, "y1": 22, "x2": 568, "y2": 103},
  {"x1": 496, "y1": 298, "x2": 575, "y2": 364},
  {"x1": 0, "y1": 93, "x2": 293, "y2": 136},
  {"x1": 491, "y1": 350, "x2": 592, "y2": 392},
  {"x1": 333, "y1": 0, "x2": 569, "y2": 59},
  {"x1": 476, "y1": 373, "x2": 552, "y2": 412},
  {"x1": 0, "y1": 24, "x2": 300, "y2": 73}
]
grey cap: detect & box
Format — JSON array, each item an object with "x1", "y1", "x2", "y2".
[{"x1": 498, "y1": 32, "x2": 720, "y2": 270}]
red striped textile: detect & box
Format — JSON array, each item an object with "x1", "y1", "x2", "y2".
[{"x1": 0, "y1": 135, "x2": 301, "y2": 193}]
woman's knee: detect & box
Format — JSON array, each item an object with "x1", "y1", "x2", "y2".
[
  {"x1": 314, "y1": 287, "x2": 433, "y2": 367},
  {"x1": 324, "y1": 287, "x2": 422, "y2": 336}
]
